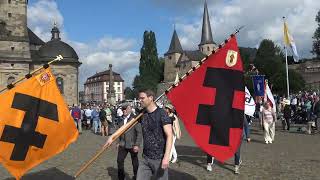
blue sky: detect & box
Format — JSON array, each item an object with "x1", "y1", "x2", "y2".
[
  {"x1": 28, "y1": 0, "x2": 202, "y2": 54},
  {"x1": 27, "y1": 0, "x2": 320, "y2": 89}
]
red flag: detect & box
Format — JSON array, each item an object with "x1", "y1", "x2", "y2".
[{"x1": 166, "y1": 36, "x2": 244, "y2": 162}]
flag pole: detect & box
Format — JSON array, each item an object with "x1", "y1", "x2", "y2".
[
  {"x1": 73, "y1": 26, "x2": 245, "y2": 178},
  {"x1": 283, "y1": 17, "x2": 290, "y2": 99},
  {"x1": 74, "y1": 113, "x2": 143, "y2": 178},
  {"x1": 0, "y1": 55, "x2": 63, "y2": 94}
]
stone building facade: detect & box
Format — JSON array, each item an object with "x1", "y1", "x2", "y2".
[
  {"x1": 0, "y1": 0, "x2": 81, "y2": 105},
  {"x1": 84, "y1": 67, "x2": 124, "y2": 104},
  {"x1": 289, "y1": 60, "x2": 320, "y2": 90}
]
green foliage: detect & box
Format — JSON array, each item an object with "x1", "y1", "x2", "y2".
[
  {"x1": 133, "y1": 31, "x2": 161, "y2": 95},
  {"x1": 124, "y1": 87, "x2": 134, "y2": 100},
  {"x1": 253, "y1": 39, "x2": 305, "y2": 95},
  {"x1": 312, "y1": 10, "x2": 320, "y2": 58}
]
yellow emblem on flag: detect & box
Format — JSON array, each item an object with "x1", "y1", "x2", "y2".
[
  {"x1": 226, "y1": 50, "x2": 238, "y2": 67},
  {"x1": 0, "y1": 67, "x2": 78, "y2": 180}
]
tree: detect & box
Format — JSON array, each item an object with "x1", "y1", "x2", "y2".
[
  {"x1": 253, "y1": 39, "x2": 305, "y2": 95},
  {"x1": 133, "y1": 31, "x2": 161, "y2": 95},
  {"x1": 124, "y1": 87, "x2": 134, "y2": 100},
  {"x1": 159, "y1": 57, "x2": 165, "y2": 82},
  {"x1": 312, "y1": 10, "x2": 320, "y2": 58}
]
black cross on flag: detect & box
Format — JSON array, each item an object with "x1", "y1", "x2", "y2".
[
  {"x1": 167, "y1": 36, "x2": 245, "y2": 162},
  {"x1": 0, "y1": 68, "x2": 78, "y2": 179}
]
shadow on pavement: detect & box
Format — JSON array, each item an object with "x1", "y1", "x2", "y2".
[
  {"x1": 176, "y1": 145, "x2": 206, "y2": 168},
  {"x1": 169, "y1": 168, "x2": 197, "y2": 180},
  {"x1": 107, "y1": 167, "x2": 131, "y2": 180},
  {"x1": 3, "y1": 167, "x2": 74, "y2": 180},
  {"x1": 107, "y1": 166, "x2": 197, "y2": 180},
  {"x1": 250, "y1": 138, "x2": 265, "y2": 144},
  {"x1": 215, "y1": 161, "x2": 235, "y2": 173}
]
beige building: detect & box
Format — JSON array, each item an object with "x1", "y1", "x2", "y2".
[
  {"x1": 84, "y1": 69, "x2": 124, "y2": 104},
  {"x1": 289, "y1": 60, "x2": 320, "y2": 90},
  {"x1": 0, "y1": 0, "x2": 81, "y2": 105}
]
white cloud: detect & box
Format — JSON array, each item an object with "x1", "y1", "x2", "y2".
[
  {"x1": 28, "y1": 0, "x2": 64, "y2": 41},
  {"x1": 97, "y1": 37, "x2": 136, "y2": 51},
  {"x1": 27, "y1": 0, "x2": 140, "y2": 90},
  {"x1": 173, "y1": 0, "x2": 319, "y2": 58}
]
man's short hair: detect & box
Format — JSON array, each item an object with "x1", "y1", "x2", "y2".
[
  {"x1": 139, "y1": 89, "x2": 155, "y2": 99},
  {"x1": 121, "y1": 103, "x2": 131, "y2": 111}
]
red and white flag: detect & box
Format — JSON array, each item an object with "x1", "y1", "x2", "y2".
[{"x1": 264, "y1": 82, "x2": 276, "y2": 112}]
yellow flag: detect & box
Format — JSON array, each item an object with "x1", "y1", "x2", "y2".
[
  {"x1": 283, "y1": 20, "x2": 299, "y2": 62},
  {"x1": 284, "y1": 21, "x2": 292, "y2": 46},
  {"x1": 0, "y1": 68, "x2": 78, "y2": 179}
]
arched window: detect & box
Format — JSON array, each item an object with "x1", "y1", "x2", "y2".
[
  {"x1": 7, "y1": 76, "x2": 15, "y2": 85},
  {"x1": 56, "y1": 77, "x2": 64, "y2": 94}
]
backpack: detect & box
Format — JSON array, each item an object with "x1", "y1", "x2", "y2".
[
  {"x1": 99, "y1": 109, "x2": 107, "y2": 121},
  {"x1": 71, "y1": 108, "x2": 81, "y2": 120}
]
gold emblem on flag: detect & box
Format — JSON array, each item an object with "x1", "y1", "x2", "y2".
[
  {"x1": 36, "y1": 69, "x2": 53, "y2": 86},
  {"x1": 226, "y1": 50, "x2": 238, "y2": 67}
]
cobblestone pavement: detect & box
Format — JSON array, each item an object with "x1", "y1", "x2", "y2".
[{"x1": 1, "y1": 121, "x2": 320, "y2": 180}]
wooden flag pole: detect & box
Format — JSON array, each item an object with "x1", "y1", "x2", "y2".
[
  {"x1": 74, "y1": 112, "x2": 143, "y2": 178},
  {"x1": 74, "y1": 26, "x2": 245, "y2": 178},
  {"x1": 0, "y1": 55, "x2": 63, "y2": 94}
]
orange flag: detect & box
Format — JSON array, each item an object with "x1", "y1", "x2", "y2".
[{"x1": 0, "y1": 68, "x2": 78, "y2": 179}]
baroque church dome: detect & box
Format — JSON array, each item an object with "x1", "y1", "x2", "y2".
[{"x1": 38, "y1": 24, "x2": 79, "y2": 62}]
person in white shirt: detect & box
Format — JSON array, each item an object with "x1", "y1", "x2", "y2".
[{"x1": 85, "y1": 106, "x2": 93, "y2": 129}]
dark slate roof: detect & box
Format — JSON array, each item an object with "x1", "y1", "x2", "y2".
[
  {"x1": 199, "y1": 1, "x2": 215, "y2": 46},
  {"x1": 176, "y1": 50, "x2": 206, "y2": 66},
  {"x1": 38, "y1": 39, "x2": 79, "y2": 61},
  {"x1": 184, "y1": 50, "x2": 206, "y2": 61},
  {"x1": 28, "y1": 28, "x2": 45, "y2": 45},
  {"x1": 165, "y1": 29, "x2": 183, "y2": 55},
  {"x1": 85, "y1": 70, "x2": 124, "y2": 84}
]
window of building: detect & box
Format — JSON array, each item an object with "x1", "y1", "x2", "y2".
[
  {"x1": 56, "y1": 77, "x2": 64, "y2": 94},
  {"x1": 117, "y1": 87, "x2": 120, "y2": 92},
  {"x1": 8, "y1": 13, "x2": 12, "y2": 17},
  {"x1": 11, "y1": 47, "x2": 14, "y2": 51},
  {"x1": 169, "y1": 56, "x2": 172, "y2": 60},
  {"x1": 202, "y1": 47, "x2": 204, "y2": 52},
  {"x1": 207, "y1": 46, "x2": 210, "y2": 51},
  {"x1": 7, "y1": 76, "x2": 15, "y2": 85},
  {"x1": 8, "y1": 0, "x2": 11, "y2": 4}
]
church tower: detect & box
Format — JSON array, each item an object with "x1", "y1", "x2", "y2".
[
  {"x1": 0, "y1": 0, "x2": 31, "y2": 61},
  {"x1": 0, "y1": 0, "x2": 31, "y2": 88},
  {"x1": 164, "y1": 29, "x2": 183, "y2": 82},
  {"x1": 199, "y1": 1, "x2": 216, "y2": 56}
]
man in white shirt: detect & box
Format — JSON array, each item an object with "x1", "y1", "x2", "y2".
[{"x1": 85, "y1": 106, "x2": 93, "y2": 129}]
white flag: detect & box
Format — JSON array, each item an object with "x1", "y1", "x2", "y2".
[{"x1": 245, "y1": 87, "x2": 256, "y2": 117}]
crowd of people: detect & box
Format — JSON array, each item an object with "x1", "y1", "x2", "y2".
[
  {"x1": 67, "y1": 89, "x2": 320, "y2": 179},
  {"x1": 276, "y1": 91, "x2": 320, "y2": 134},
  {"x1": 69, "y1": 90, "x2": 182, "y2": 180}
]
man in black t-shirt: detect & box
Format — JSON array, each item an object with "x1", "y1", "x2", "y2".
[
  {"x1": 136, "y1": 89, "x2": 173, "y2": 180},
  {"x1": 104, "y1": 89, "x2": 173, "y2": 180}
]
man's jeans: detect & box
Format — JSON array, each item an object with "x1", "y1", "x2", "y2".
[
  {"x1": 74, "y1": 119, "x2": 82, "y2": 133},
  {"x1": 137, "y1": 156, "x2": 168, "y2": 180}
]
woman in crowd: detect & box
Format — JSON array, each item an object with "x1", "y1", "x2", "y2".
[
  {"x1": 261, "y1": 102, "x2": 277, "y2": 144},
  {"x1": 165, "y1": 104, "x2": 181, "y2": 163}
]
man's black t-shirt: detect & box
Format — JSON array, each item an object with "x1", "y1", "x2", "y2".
[{"x1": 140, "y1": 107, "x2": 172, "y2": 160}]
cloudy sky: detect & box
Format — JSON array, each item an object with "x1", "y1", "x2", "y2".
[{"x1": 27, "y1": 0, "x2": 319, "y2": 90}]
